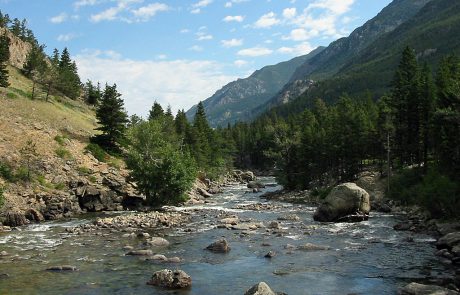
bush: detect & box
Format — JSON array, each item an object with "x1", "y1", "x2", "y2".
[
  {"x1": 0, "y1": 186, "x2": 4, "y2": 208},
  {"x1": 55, "y1": 147, "x2": 72, "y2": 160},
  {"x1": 0, "y1": 161, "x2": 15, "y2": 182},
  {"x1": 6, "y1": 92, "x2": 17, "y2": 99},
  {"x1": 77, "y1": 166, "x2": 92, "y2": 175},
  {"x1": 15, "y1": 166, "x2": 30, "y2": 182},
  {"x1": 54, "y1": 135, "x2": 69, "y2": 146},
  {"x1": 85, "y1": 143, "x2": 108, "y2": 162},
  {"x1": 388, "y1": 167, "x2": 423, "y2": 204}
]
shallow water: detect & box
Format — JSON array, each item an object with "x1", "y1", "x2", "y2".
[{"x1": 0, "y1": 178, "x2": 452, "y2": 295}]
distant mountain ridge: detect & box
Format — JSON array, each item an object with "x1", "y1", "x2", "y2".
[{"x1": 186, "y1": 47, "x2": 324, "y2": 127}]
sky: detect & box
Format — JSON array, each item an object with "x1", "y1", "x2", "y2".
[{"x1": 0, "y1": 0, "x2": 392, "y2": 117}]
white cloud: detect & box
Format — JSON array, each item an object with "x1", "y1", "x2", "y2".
[
  {"x1": 74, "y1": 0, "x2": 99, "y2": 9},
  {"x1": 196, "y1": 31, "x2": 213, "y2": 41},
  {"x1": 193, "y1": 0, "x2": 213, "y2": 8},
  {"x1": 234, "y1": 59, "x2": 248, "y2": 67},
  {"x1": 191, "y1": 8, "x2": 201, "y2": 14},
  {"x1": 254, "y1": 12, "x2": 280, "y2": 28},
  {"x1": 57, "y1": 33, "x2": 78, "y2": 42},
  {"x1": 277, "y1": 42, "x2": 314, "y2": 55},
  {"x1": 237, "y1": 47, "x2": 273, "y2": 57},
  {"x1": 307, "y1": 0, "x2": 355, "y2": 15},
  {"x1": 224, "y1": 2, "x2": 232, "y2": 8},
  {"x1": 223, "y1": 15, "x2": 244, "y2": 22},
  {"x1": 221, "y1": 38, "x2": 243, "y2": 47},
  {"x1": 180, "y1": 29, "x2": 190, "y2": 33},
  {"x1": 283, "y1": 8, "x2": 296, "y2": 19},
  {"x1": 283, "y1": 28, "x2": 318, "y2": 41},
  {"x1": 156, "y1": 54, "x2": 167, "y2": 60},
  {"x1": 50, "y1": 13, "x2": 68, "y2": 24},
  {"x1": 131, "y1": 3, "x2": 169, "y2": 21},
  {"x1": 89, "y1": 0, "x2": 145, "y2": 23},
  {"x1": 75, "y1": 50, "x2": 237, "y2": 116},
  {"x1": 189, "y1": 45, "x2": 204, "y2": 52}
]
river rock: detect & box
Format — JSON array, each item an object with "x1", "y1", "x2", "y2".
[
  {"x1": 277, "y1": 214, "x2": 300, "y2": 221},
  {"x1": 25, "y1": 208, "x2": 44, "y2": 222},
  {"x1": 248, "y1": 181, "x2": 266, "y2": 189},
  {"x1": 167, "y1": 257, "x2": 182, "y2": 263},
  {"x1": 313, "y1": 183, "x2": 370, "y2": 222},
  {"x1": 3, "y1": 211, "x2": 28, "y2": 227},
  {"x1": 197, "y1": 187, "x2": 213, "y2": 198},
  {"x1": 147, "y1": 269, "x2": 191, "y2": 289},
  {"x1": 398, "y1": 282, "x2": 459, "y2": 295},
  {"x1": 147, "y1": 254, "x2": 168, "y2": 261},
  {"x1": 264, "y1": 251, "x2": 276, "y2": 258},
  {"x1": 206, "y1": 238, "x2": 230, "y2": 253},
  {"x1": 298, "y1": 243, "x2": 330, "y2": 251},
  {"x1": 146, "y1": 237, "x2": 170, "y2": 247},
  {"x1": 437, "y1": 232, "x2": 460, "y2": 250},
  {"x1": 244, "y1": 282, "x2": 276, "y2": 295},
  {"x1": 46, "y1": 265, "x2": 78, "y2": 272},
  {"x1": 268, "y1": 221, "x2": 280, "y2": 229},
  {"x1": 126, "y1": 249, "x2": 153, "y2": 256},
  {"x1": 220, "y1": 217, "x2": 239, "y2": 225}
]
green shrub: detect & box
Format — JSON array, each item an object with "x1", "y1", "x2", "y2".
[
  {"x1": 89, "y1": 175, "x2": 97, "y2": 183},
  {"x1": 55, "y1": 147, "x2": 72, "y2": 160},
  {"x1": 0, "y1": 161, "x2": 15, "y2": 182},
  {"x1": 6, "y1": 92, "x2": 17, "y2": 99},
  {"x1": 85, "y1": 143, "x2": 108, "y2": 162},
  {"x1": 15, "y1": 166, "x2": 30, "y2": 182},
  {"x1": 54, "y1": 182, "x2": 66, "y2": 190},
  {"x1": 54, "y1": 135, "x2": 69, "y2": 146},
  {"x1": 0, "y1": 186, "x2": 4, "y2": 208},
  {"x1": 77, "y1": 166, "x2": 92, "y2": 175},
  {"x1": 388, "y1": 168, "x2": 423, "y2": 204}
]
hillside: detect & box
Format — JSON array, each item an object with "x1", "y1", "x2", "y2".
[
  {"x1": 267, "y1": 0, "x2": 460, "y2": 117},
  {"x1": 186, "y1": 47, "x2": 324, "y2": 127}
]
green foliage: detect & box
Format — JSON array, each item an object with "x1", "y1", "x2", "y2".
[
  {"x1": 94, "y1": 83, "x2": 128, "y2": 151},
  {"x1": 85, "y1": 143, "x2": 108, "y2": 162},
  {"x1": 0, "y1": 33, "x2": 10, "y2": 88},
  {"x1": 6, "y1": 92, "x2": 17, "y2": 99},
  {"x1": 77, "y1": 166, "x2": 92, "y2": 175},
  {"x1": 15, "y1": 166, "x2": 30, "y2": 182},
  {"x1": 0, "y1": 161, "x2": 14, "y2": 182},
  {"x1": 311, "y1": 186, "x2": 333, "y2": 200},
  {"x1": 54, "y1": 134, "x2": 68, "y2": 146},
  {"x1": 55, "y1": 147, "x2": 72, "y2": 160},
  {"x1": 56, "y1": 48, "x2": 81, "y2": 99},
  {"x1": 126, "y1": 120, "x2": 197, "y2": 206},
  {"x1": 0, "y1": 186, "x2": 4, "y2": 208}
]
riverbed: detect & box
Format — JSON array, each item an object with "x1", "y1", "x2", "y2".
[{"x1": 0, "y1": 178, "x2": 453, "y2": 294}]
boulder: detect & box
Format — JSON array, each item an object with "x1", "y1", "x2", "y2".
[
  {"x1": 126, "y1": 250, "x2": 153, "y2": 256},
  {"x1": 197, "y1": 187, "x2": 213, "y2": 198},
  {"x1": 248, "y1": 181, "x2": 265, "y2": 189},
  {"x1": 25, "y1": 208, "x2": 44, "y2": 222},
  {"x1": 146, "y1": 237, "x2": 170, "y2": 247},
  {"x1": 313, "y1": 183, "x2": 370, "y2": 222},
  {"x1": 398, "y1": 282, "x2": 459, "y2": 295},
  {"x1": 244, "y1": 282, "x2": 276, "y2": 295},
  {"x1": 46, "y1": 265, "x2": 78, "y2": 272},
  {"x1": 437, "y1": 232, "x2": 460, "y2": 250},
  {"x1": 298, "y1": 243, "x2": 330, "y2": 251},
  {"x1": 264, "y1": 251, "x2": 276, "y2": 258},
  {"x1": 3, "y1": 211, "x2": 28, "y2": 227},
  {"x1": 206, "y1": 238, "x2": 230, "y2": 253},
  {"x1": 147, "y1": 269, "x2": 191, "y2": 289},
  {"x1": 241, "y1": 171, "x2": 256, "y2": 182}
]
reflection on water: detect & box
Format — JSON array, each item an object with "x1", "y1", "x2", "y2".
[{"x1": 0, "y1": 178, "x2": 453, "y2": 295}]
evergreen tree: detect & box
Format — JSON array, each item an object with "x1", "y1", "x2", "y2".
[
  {"x1": 9, "y1": 18, "x2": 20, "y2": 36},
  {"x1": 148, "y1": 101, "x2": 164, "y2": 121},
  {"x1": 0, "y1": 34, "x2": 10, "y2": 88},
  {"x1": 85, "y1": 80, "x2": 101, "y2": 105},
  {"x1": 95, "y1": 84, "x2": 129, "y2": 151},
  {"x1": 56, "y1": 47, "x2": 81, "y2": 99},
  {"x1": 0, "y1": 11, "x2": 11, "y2": 27}
]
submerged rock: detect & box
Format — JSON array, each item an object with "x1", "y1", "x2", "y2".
[
  {"x1": 146, "y1": 237, "x2": 170, "y2": 247},
  {"x1": 126, "y1": 249, "x2": 153, "y2": 256},
  {"x1": 398, "y1": 282, "x2": 459, "y2": 295},
  {"x1": 46, "y1": 265, "x2": 78, "y2": 272},
  {"x1": 298, "y1": 243, "x2": 330, "y2": 251},
  {"x1": 206, "y1": 238, "x2": 231, "y2": 253},
  {"x1": 264, "y1": 251, "x2": 276, "y2": 258},
  {"x1": 244, "y1": 282, "x2": 276, "y2": 295},
  {"x1": 313, "y1": 183, "x2": 370, "y2": 223},
  {"x1": 147, "y1": 269, "x2": 191, "y2": 289}
]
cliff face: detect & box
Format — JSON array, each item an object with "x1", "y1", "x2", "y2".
[{"x1": 0, "y1": 27, "x2": 31, "y2": 69}]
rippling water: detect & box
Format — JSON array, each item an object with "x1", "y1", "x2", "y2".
[{"x1": 0, "y1": 178, "x2": 451, "y2": 294}]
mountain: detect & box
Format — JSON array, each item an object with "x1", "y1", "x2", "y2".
[
  {"x1": 268, "y1": 0, "x2": 460, "y2": 118},
  {"x1": 186, "y1": 47, "x2": 324, "y2": 127},
  {"x1": 264, "y1": 0, "x2": 432, "y2": 109}
]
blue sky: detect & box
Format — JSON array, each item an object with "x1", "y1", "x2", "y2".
[{"x1": 0, "y1": 0, "x2": 391, "y2": 116}]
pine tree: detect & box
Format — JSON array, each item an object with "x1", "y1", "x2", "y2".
[
  {"x1": 148, "y1": 101, "x2": 164, "y2": 121},
  {"x1": 85, "y1": 80, "x2": 101, "y2": 105},
  {"x1": 9, "y1": 18, "x2": 20, "y2": 36},
  {"x1": 0, "y1": 34, "x2": 10, "y2": 88},
  {"x1": 0, "y1": 11, "x2": 11, "y2": 27},
  {"x1": 95, "y1": 84, "x2": 129, "y2": 151},
  {"x1": 56, "y1": 47, "x2": 81, "y2": 99}
]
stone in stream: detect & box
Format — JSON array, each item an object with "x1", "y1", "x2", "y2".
[
  {"x1": 0, "y1": 251, "x2": 8, "y2": 257},
  {"x1": 398, "y1": 282, "x2": 459, "y2": 295},
  {"x1": 298, "y1": 243, "x2": 330, "y2": 251},
  {"x1": 146, "y1": 254, "x2": 168, "y2": 261},
  {"x1": 46, "y1": 265, "x2": 78, "y2": 272},
  {"x1": 145, "y1": 237, "x2": 170, "y2": 247},
  {"x1": 277, "y1": 214, "x2": 300, "y2": 221},
  {"x1": 437, "y1": 232, "x2": 460, "y2": 250},
  {"x1": 147, "y1": 269, "x2": 191, "y2": 289},
  {"x1": 313, "y1": 183, "x2": 370, "y2": 223},
  {"x1": 244, "y1": 282, "x2": 276, "y2": 295},
  {"x1": 264, "y1": 251, "x2": 276, "y2": 258},
  {"x1": 268, "y1": 221, "x2": 280, "y2": 229},
  {"x1": 167, "y1": 257, "x2": 182, "y2": 263},
  {"x1": 126, "y1": 249, "x2": 153, "y2": 256},
  {"x1": 247, "y1": 181, "x2": 266, "y2": 189},
  {"x1": 206, "y1": 238, "x2": 231, "y2": 253}
]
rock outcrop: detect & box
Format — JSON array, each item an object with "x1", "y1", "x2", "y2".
[
  {"x1": 147, "y1": 269, "x2": 192, "y2": 289},
  {"x1": 313, "y1": 183, "x2": 370, "y2": 222}
]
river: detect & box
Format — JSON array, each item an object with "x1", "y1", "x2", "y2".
[{"x1": 0, "y1": 178, "x2": 451, "y2": 294}]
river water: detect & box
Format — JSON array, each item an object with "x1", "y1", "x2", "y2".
[{"x1": 0, "y1": 178, "x2": 452, "y2": 295}]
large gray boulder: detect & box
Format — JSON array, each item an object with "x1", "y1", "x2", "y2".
[
  {"x1": 244, "y1": 282, "x2": 276, "y2": 295},
  {"x1": 437, "y1": 232, "x2": 460, "y2": 250},
  {"x1": 147, "y1": 269, "x2": 191, "y2": 289},
  {"x1": 313, "y1": 183, "x2": 370, "y2": 222},
  {"x1": 399, "y1": 282, "x2": 459, "y2": 295},
  {"x1": 206, "y1": 238, "x2": 231, "y2": 253}
]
